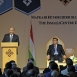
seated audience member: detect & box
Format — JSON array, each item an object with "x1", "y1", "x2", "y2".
[
  {"x1": 61, "y1": 58, "x2": 73, "y2": 76},
  {"x1": 74, "y1": 64, "x2": 77, "y2": 72},
  {"x1": 4, "y1": 62, "x2": 12, "y2": 73},
  {"x1": 0, "y1": 68, "x2": 2, "y2": 76},
  {"x1": 37, "y1": 73, "x2": 45, "y2": 77},
  {"x1": 68, "y1": 72, "x2": 77, "y2": 77},
  {"x1": 51, "y1": 70, "x2": 59, "y2": 77},
  {"x1": 21, "y1": 62, "x2": 34, "y2": 77},
  {"x1": 23, "y1": 58, "x2": 39, "y2": 74},
  {"x1": 1, "y1": 69, "x2": 13, "y2": 77},
  {"x1": 68, "y1": 65, "x2": 75, "y2": 73},
  {"x1": 11, "y1": 63, "x2": 20, "y2": 77},
  {"x1": 27, "y1": 62, "x2": 34, "y2": 71},
  {"x1": 26, "y1": 69, "x2": 36, "y2": 77},
  {"x1": 43, "y1": 66, "x2": 50, "y2": 74},
  {"x1": 10, "y1": 60, "x2": 21, "y2": 73},
  {"x1": 11, "y1": 74, "x2": 18, "y2": 77},
  {"x1": 3, "y1": 61, "x2": 21, "y2": 77},
  {"x1": 44, "y1": 61, "x2": 58, "y2": 77},
  {"x1": 67, "y1": 65, "x2": 77, "y2": 77},
  {"x1": 51, "y1": 70, "x2": 68, "y2": 77},
  {"x1": 43, "y1": 61, "x2": 55, "y2": 73},
  {"x1": 60, "y1": 65, "x2": 67, "y2": 72}
]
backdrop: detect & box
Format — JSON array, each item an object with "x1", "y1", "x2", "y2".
[{"x1": 0, "y1": 0, "x2": 77, "y2": 69}]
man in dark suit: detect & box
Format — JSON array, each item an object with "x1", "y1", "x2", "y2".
[
  {"x1": 2, "y1": 27, "x2": 20, "y2": 46},
  {"x1": 47, "y1": 37, "x2": 66, "y2": 62}
]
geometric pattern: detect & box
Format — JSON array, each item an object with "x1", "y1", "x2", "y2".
[
  {"x1": 23, "y1": 0, "x2": 32, "y2": 6},
  {"x1": 0, "y1": 0, "x2": 12, "y2": 15},
  {"x1": 6, "y1": 49, "x2": 14, "y2": 57},
  {"x1": 0, "y1": 0, "x2": 4, "y2": 6},
  {"x1": 14, "y1": 0, "x2": 41, "y2": 15},
  {"x1": 60, "y1": 0, "x2": 72, "y2": 6}
]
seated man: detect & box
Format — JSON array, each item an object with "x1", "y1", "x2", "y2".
[{"x1": 47, "y1": 37, "x2": 66, "y2": 62}]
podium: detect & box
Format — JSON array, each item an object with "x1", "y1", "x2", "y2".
[{"x1": 1, "y1": 42, "x2": 18, "y2": 70}]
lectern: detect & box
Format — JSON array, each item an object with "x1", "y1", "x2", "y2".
[{"x1": 1, "y1": 42, "x2": 18, "y2": 71}]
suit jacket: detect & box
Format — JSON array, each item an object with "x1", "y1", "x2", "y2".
[
  {"x1": 2, "y1": 33, "x2": 20, "y2": 46},
  {"x1": 1, "y1": 74, "x2": 5, "y2": 77},
  {"x1": 0, "y1": 68, "x2": 2, "y2": 76},
  {"x1": 43, "y1": 67, "x2": 50, "y2": 73},
  {"x1": 44, "y1": 70, "x2": 52, "y2": 77},
  {"x1": 23, "y1": 66, "x2": 39, "y2": 74},
  {"x1": 47, "y1": 44, "x2": 65, "y2": 57},
  {"x1": 20, "y1": 71, "x2": 27, "y2": 77}
]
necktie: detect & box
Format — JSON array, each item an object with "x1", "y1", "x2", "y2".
[
  {"x1": 10, "y1": 34, "x2": 13, "y2": 42},
  {"x1": 54, "y1": 45, "x2": 58, "y2": 55}
]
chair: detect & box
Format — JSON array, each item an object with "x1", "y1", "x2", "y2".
[{"x1": 65, "y1": 48, "x2": 74, "y2": 58}]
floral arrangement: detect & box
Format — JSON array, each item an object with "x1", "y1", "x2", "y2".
[{"x1": 69, "y1": 55, "x2": 77, "y2": 63}]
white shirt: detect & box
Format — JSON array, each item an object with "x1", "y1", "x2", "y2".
[
  {"x1": 54, "y1": 44, "x2": 58, "y2": 55},
  {"x1": 54, "y1": 44, "x2": 57, "y2": 48},
  {"x1": 10, "y1": 34, "x2": 13, "y2": 42},
  {"x1": 10, "y1": 34, "x2": 13, "y2": 38},
  {"x1": 61, "y1": 68, "x2": 68, "y2": 76}
]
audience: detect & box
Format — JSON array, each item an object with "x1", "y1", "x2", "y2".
[
  {"x1": 44, "y1": 61, "x2": 58, "y2": 77},
  {"x1": 68, "y1": 72, "x2": 77, "y2": 77},
  {"x1": 74, "y1": 64, "x2": 77, "y2": 72},
  {"x1": 23, "y1": 58, "x2": 39, "y2": 74},
  {"x1": 21, "y1": 62, "x2": 34, "y2": 77},
  {"x1": 3, "y1": 61, "x2": 12, "y2": 75},
  {"x1": 1, "y1": 69, "x2": 13, "y2": 77},
  {"x1": 61, "y1": 58, "x2": 73, "y2": 76},
  {"x1": 43, "y1": 61, "x2": 55, "y2": 73},
  {"x1": 0, "y1": 68, "x2": 2, "y2": 76},
  {"x1": 0, "y1": 58, "x2": 77, "y2": 77},
  {"x1": 11, "y1": 74, "x2": 18, "y2": 77},
  {"x1": 26, "y1": 69, "x2": 36, "y2": 77},
  {"x1": 68, "y1": 65, "x2": 77, "y2": 77},
  {"x1": 10, "y1": 60, "x2": 21, "y2": 73},
  {"x1": 37, "y1": 73, "x2": 44, "y2": 77}
]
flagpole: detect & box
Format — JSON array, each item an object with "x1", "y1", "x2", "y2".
[{"x1": 30, "y1": 20, "x2": 32, "y2": 25}]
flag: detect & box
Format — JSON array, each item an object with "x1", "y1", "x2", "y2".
[{"x1": 28, "y1": 25, "x2": 36, "y2": 65}]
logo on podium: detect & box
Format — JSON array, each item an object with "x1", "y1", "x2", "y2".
[{"x1": 6, "y1": 49, "x2": 14, "y2": 57}]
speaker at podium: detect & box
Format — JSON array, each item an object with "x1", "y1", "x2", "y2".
[{"x1": 1, "y1": 42, "x2": 18, "y2": 71}]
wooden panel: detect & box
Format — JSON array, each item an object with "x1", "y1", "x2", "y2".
[
  {"x1": 2, "y1": 48, "x2": 17, "y2": 71},
  {"x1": 1, "y1": 42, "x2": 18, "y2": 48},
  {"x1": 65, "y1": 49, "x2": 74, "y2": 58}
]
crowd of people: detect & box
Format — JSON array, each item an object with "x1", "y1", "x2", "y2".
[{"x1": 0, "y1": 58, "x2": 77, "y2": 77}]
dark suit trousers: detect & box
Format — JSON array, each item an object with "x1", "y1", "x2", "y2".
[{"x1": 51, "y1": 55, "x2": 63, "y2": 62}]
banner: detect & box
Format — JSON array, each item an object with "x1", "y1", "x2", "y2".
[
  {"x1": 0, "y1": 0, "x2": 13, "y2": 15},
  {"x1": 14, "y1": 0, "x2": 41, "y2": 15}
]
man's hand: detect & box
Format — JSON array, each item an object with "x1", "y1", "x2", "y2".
[
  {"x1": 63, "y1": 55, "x2": 67, "y2": 59},
  {"x1": 47, "y1": 55, "x2": 50, "y2": 60}
]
